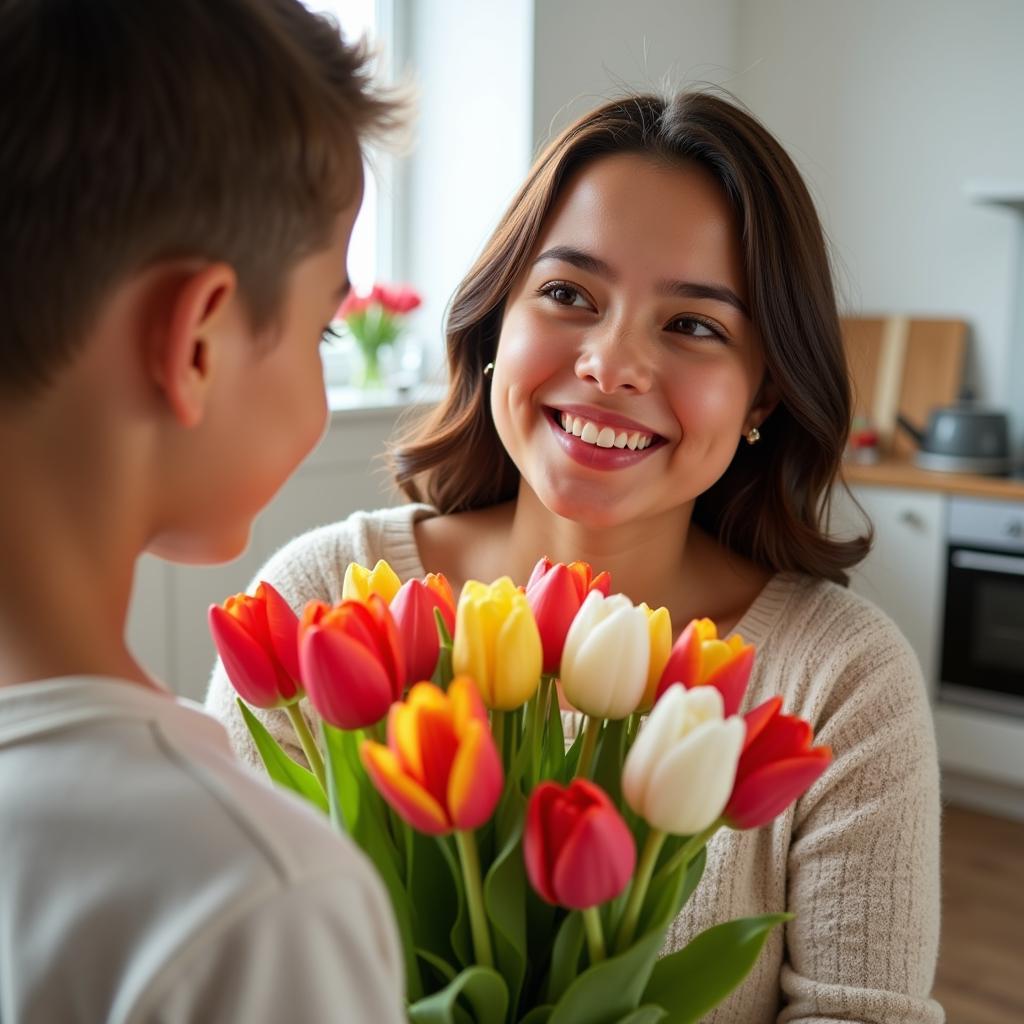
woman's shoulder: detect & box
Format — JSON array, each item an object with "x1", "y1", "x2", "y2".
[
  {"x1": 746, "y1": 572, "x2": 927, "y2": 720},
  {"x1": 255, "y1": 502, "x2": 436, "y2": 609}
]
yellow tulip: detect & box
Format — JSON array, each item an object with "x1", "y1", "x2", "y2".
[
  {"x1": 453, "y1": 577, "x2": 543, "y2": 710},
  {"x1": 342, "y1": 559, "x2": 401, "y2": 605},
  {"x1": 637, "y1": 603, "x2": 672, "y2": 712}
]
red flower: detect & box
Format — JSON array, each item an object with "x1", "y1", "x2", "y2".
[
  {"x1": 525, "y1": 557, "x2": 612, "y2": 673},
  {"x1": 524, "y1": 779, "x2": 635, "y2": 909},
  {"x1": 372, "y1": 283, "x2": 422, "y2": 315},
  {"x1": 389, "y1": 573, "x2": 456, "y2": 684},
  {"x1": 724, "y1": 696, "x2": 832, "y2": 830},
  {"x1": 208, "y1": 581, "x2": 301, "y2": 708},
  {"x1": 655, "y1": 617, "x2": 755, "y2": 716},
  {"x1": 298, "y1": 595, "x2": 405, "y2": 730}
]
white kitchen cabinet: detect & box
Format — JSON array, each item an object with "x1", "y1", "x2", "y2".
[
  {"x1": 830, "y1": 484, "x2": 946, "y2": 697},
  {"x1": 126, "y1": 399, "x2": 418, "y2": 702}
]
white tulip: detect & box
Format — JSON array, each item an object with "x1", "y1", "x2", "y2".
[
  {"x1": 560, "y1": 590, "x2": 650, "y2": 720},
  {"x1": 622, "y1": 685, "x2": 745, "y2": 835}
]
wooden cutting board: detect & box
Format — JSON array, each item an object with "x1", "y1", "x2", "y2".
[{"x1": 841, "y1": 317, "x2": 967, "y2": 456}]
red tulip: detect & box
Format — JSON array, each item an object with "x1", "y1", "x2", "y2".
[
  {"x1": 361, "y1": 677, "x2": 503, "y2": 835},
  {"x1": 524, "y1": 779, "x2": 636, "y2": 909},
  {"x1": 372, "y1": 283, "x2": 422, "y2": 315},
  {"x1": 336, "y1": 289, "x2": 373, "y2": 318},
  {"x1": 525, "y1": 557, "x2": 612, "y2": 673},
  {"x1": 655, "y1": 617, "x2": 755, "y2": 716},
  {"x1": 389, "y1": 573, "x2": 456, "y2": 684},
  {"x1": 724, "y1": 696, "x2": 832, "y2": 830},
  {"x1": 208, "y1": 581, "x2": 301, "y2": 708},
  {"x1": 298, "y1": 595, "x2": 405, "y2": 730}
]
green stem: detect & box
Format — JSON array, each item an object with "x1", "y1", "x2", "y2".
[
  {"x1": 530, "y1": 676, "x2": 552, "y2": 782},
  {"x1": 574, "y1": 714, "x2": 603, "y2": 780},
  {"x1": 614, "y1": 828, "x2": 667, "y2": 952},
  {"x1": 492, "y1": 709, "x2": 507, "y2": 771},
  {"x1": 285, "y1": 703, "x2": 326, "y2": 792},
  {"x1": 653, "y1": 819, "x2": 724, "y2": 886},
  {"x1": 455, "y1": 830, "x2": 494, "y2": 968},
  {"x1": 582, "y1": 906, "x2": 607, "y2": 964}
]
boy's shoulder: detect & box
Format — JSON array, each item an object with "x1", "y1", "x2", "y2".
[{"x1": 0, "y1": 676, "x2": 396, "y2": 1021}]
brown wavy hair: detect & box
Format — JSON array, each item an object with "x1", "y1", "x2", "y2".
[{"x1": 392, "y1": 91, "x2": 869, "y2": 584}]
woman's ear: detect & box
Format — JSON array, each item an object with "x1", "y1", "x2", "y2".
[
  {"x1": 746, "y1": 375, "x2": 781, "y2": 434},
  {"x1": 150, "y1": 263, "x2": 238, "y2": 428}
]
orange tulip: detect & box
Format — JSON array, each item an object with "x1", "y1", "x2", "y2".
[
  {"x1": 208, "y1": 581, "x2": 302, "y2": 708},
  {"x1": 298, "y1": 595, "x2": 405, "y2": 730},
  {"x1": 655, "y1": 617, "x2": 755, "y2": 716},
  {"x1": 360, "y1": 677, "x2": 503, "y2": 835}
]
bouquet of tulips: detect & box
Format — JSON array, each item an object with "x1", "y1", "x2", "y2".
[{"x1": 210, "y1": 558, "x2": 831, "y2": 1023}]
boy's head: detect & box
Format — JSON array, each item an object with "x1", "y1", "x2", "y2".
[{"x1": 0, "y1": 0, "x2": 404, "y2": 562}]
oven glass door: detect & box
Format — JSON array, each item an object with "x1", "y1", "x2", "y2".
[{"x1": 941, "y1": 545, "x2": 1024, "y2": 715}]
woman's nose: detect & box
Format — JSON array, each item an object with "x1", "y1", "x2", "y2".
[{"x1": 573, "y1": 324, "x2": 654, "y2": 394}]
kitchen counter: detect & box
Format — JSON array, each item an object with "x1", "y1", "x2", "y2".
[{"x1": 843, "y1": 454, "x2": 1024, "y2": 501}]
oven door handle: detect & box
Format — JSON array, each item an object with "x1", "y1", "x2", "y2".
[{"x1": 951, "y1": 549, "x2": 1024, "y2": 576}]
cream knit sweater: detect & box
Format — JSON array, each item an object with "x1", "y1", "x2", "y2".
[{"x1": 205, "y1": 504, "x2": 943, "y2": 1024}]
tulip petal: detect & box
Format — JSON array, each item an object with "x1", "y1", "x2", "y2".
[
  {"x1": 209, "y1": 604, "x2": 295, "y2": 708},
  {"x1": 416, "y1": 702, "x2": 461, "y2": 809},
  {"x1": 656, "y1": 619, "x2": 703, "y2": 700},
  {"x1": 622, "y1": 684, "x2": 690, "y2": 815},
  {"x1": 452, "y1": 596, "x2": 495, "y2": 706},
  {"x1": 645, "y1": 718, "x2": 745, "y2": 835},
  {"x1": 258, "y1": 582, "x2": 302, "y2": 683},
  {"x1": 361, "y1": 742, "x2": 450, "y2": 834},
  {"x1": 447, "y1": 719, "x2": 503, "y2": 830},
  {"x1": 726, "y1": 750, "x2": 831, "y2": 830},
  {"x1": 527, "y1": 564, "x2": 581, "y2": 672},
  {"x1": 494, "y1": 602, "x2": 542, "y2": 709},
  {"x1": 742, "y1": 696, "x2": 783, "y2": 753},
  {"x1": 702, "y1": 644, "x2": 756, "y2": 717},
  {"x1": 524, "y1": 783, "x2": 561, "y2": 904},
  {"x1": 551, "y1": 800, "x2": 636, "y2": 909},
  {"x1": 741, "y1": 711, "x2": 814, "y2": 777}
]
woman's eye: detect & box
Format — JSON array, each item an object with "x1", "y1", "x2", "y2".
[
  {"x1": 667, "y1": 316, "x2": 725, "y2": 341},
  {"x1": 540, "y1": 282, "x2": 590, "y2": 309}
]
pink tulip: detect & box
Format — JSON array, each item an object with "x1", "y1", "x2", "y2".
[{"x1": 389, "y1": 573, "x2": 456, "y2": 684}]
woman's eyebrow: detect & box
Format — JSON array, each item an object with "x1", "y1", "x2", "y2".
[{"x1": 533, "y1": 244, "x2": 750, "y2": 319}]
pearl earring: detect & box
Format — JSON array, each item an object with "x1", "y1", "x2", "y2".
[
  {"x1": 745, "y1": 426, "x2": 761, "y2": 445},
  {"x1": 483, "y1": 362, "x2": 494, "y2": 378}
]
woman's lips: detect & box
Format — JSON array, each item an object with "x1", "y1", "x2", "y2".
[{"x1": 545, "y1": 410, "x2": 664, "y2": 471}]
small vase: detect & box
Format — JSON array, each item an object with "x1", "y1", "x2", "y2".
[{"x1": 354, "y1": 346, "x2": 384, "y2": 389}]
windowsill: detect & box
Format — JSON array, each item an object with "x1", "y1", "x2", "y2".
[{"x1": 327, "y1": 382, "x2": 445, "y2": 417}]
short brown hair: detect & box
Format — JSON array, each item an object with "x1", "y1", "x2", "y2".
[
  {"x1": 393, "y1": 92, "x2": 869, "y2": 583},
  {"x1": 0, "y1": 0, "x2": 405, "y2": 400}
]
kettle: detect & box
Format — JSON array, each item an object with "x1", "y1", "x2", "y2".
[{"x1": 896, "y1": 402, "x2": 1011, "y2": 474}]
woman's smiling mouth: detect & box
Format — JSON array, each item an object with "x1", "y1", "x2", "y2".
[{"x1": 545, "y1": 406, "x2": 665, "y2": 469}]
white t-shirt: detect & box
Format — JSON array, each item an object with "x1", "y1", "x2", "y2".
[{"x1": 0, "y1": 676, "x2": 406, "y2": 1024}]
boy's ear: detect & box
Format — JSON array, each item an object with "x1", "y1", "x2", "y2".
[{"x1": 151, "y1": 263, "x2": 238, "y2": 428}]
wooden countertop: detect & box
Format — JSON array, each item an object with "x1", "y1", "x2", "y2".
[{"x1": 843, "y1": 454, "x2": 1024, "y2": 501}]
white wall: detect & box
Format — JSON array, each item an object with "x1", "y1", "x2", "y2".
[
  {"x1": 531, "y1": 0, "x2": 739, "y2": 148},
  {"x1": 731, "y1": 0, "x2": 1024, "y2": 444}
]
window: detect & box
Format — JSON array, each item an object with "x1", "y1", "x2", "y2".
[{"x1": 303, "y1": 0, "x2": 389, "y2": 292}]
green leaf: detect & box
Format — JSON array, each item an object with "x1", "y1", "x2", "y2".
[
  {"x1": 545, "y1": 911, "x2": 584, "y2": 1004},
  {"x1": 518, "y1": 1008, "x2": 553, "y2": 1024},
  {"x1": 547, "y1": 918, "x2": 665, "y2": 1024},
  {"x1": 617, "y1": 1007, "x2": 668, "y2": 1024},
  {"x1": 319, "y1": 720, "x2": 361, "y2": 830},
  {"x1": 592, "y1": 717, "x2": 627, "y2": 809},
  {"x1": 407, "y1": 827, "x2": 461, "y2": 967},
  {"x1": 637, "y1": 847, "x2": 706, "y2": 939},
  {"x1": 642, "y1": 913, "x2": 792, "y2": 1024},
  {"x1": 416, "y1": 947, "x2": 458, "y2": 987},
  {"x1": 408, "y1": 965, "x2": 509, "y2": 1024},
  {"x1": 431, "y1": 607, "x2": 454, "y2": 689},
  {"x1": 436, "y1": 835, "x2": 474, "y2": 969},
  {"x1": 237, "y1": 699, "x2": 327, "y2": 814},
  {"x1": 540, "y1": 685, "x2": 565, "y2": 779},
  {"x1": 483, "y1": 794, "x2": 528, "y2": 1012}
]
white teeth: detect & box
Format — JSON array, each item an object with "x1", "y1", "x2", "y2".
[{"x1": 556, "y1": 411, "x2": 653, "y2": 450}]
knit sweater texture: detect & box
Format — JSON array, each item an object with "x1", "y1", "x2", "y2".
[{"x1": 204, "y1": 503, "x2": 944, "y2": 1023}]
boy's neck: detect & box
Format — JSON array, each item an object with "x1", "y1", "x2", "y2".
[{"x1": 0, "y1": 408, "x2": 156, "y2": 691}]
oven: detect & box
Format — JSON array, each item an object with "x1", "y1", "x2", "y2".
[{"x1": 940, "y1": 497, "x2": 1024, "y2": 717}]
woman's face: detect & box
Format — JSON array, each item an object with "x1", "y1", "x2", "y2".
[{"x1": 491, "y1": 152, "x2": 775, "y2": 530}]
